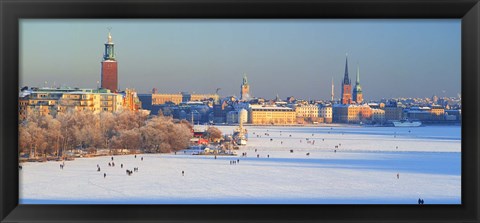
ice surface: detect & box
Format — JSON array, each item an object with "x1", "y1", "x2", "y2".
[{"x1": 20, "y1": 126, "x2": 461, "y2": 204}]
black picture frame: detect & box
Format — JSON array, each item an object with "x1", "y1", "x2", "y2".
[{"x1": 1, "y1": 0, "x2": 479, "y2": 222}]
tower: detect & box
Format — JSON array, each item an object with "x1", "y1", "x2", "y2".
[
  {"x1": 353, "y1": 65, "x2": 363, "y2": 104},
  {"x1": 101, "y1": 30, "x2": 118, "y2": 92},
  {"x1": 240, "y1": 74, "x2": 250, "y2": 101},
  {"x1": 331, "y1": 77, "x2": 334, "y2": 101},
  {"x1": 341, "y1": 54, "x2": 352, "y2": 104}
]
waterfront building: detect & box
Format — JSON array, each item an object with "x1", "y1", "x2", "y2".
[
  {"x1": 295, "y1": 104, "x2": 319, "y2": 118},
  {"x1": 151, "y1": 92, "x2": 219, "y2": 105},
  {"x1": 371, "y1": 108, "x2": 386, "y2": 124},
  {"x1": 341, "y1": 54, "x2": 352, "y2": 104},
  {"x1": 318, "y1": 104, "x2": 333, "y2": 123},
  {"x1": 226, "y1": 110, "x2": 239, "y2": 124},
  {"x1": 333, "y1": 104, "x2": 372, "y2": 123},
  {"x1": 430, "y1": 105, "x2": 445, "y2": 121},
  {"x1": 101, "y1": 31, "x2": 118, "y2": 92},
  {"x1": 384, "y1": 105, "x2": 404, "y2": 121},
  {"x1": 240, "y1": 74, "x2": 250, "y2": 101},
  {"x1": 352, "y1": 65, "x2": 363, "y2": 104},
  {"x1": 445, "y1": 109, "x2": 462, "y2": 121},
  {"x1": 248, "y1": 105, "x2": 296, "y2": 125},
  {"x1": 18, "y1": 87, "x2": 127, "y2": 120},
  {"x1": 404, "y1": 107, "x2": 432, "y2": 121},
  {"x1": 57, "y1": 89, "x2": 123, "y2": 113}
]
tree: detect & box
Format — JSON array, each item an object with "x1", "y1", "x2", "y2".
[{"x1": 205, "y1": 127, "x2": 222, "y2": 143}]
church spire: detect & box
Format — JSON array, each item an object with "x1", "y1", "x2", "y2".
[
  {"x1": 356, "y1": 64, "x2": 360, "y2": 84},
  {"x1": 343, "y1": 53, "x2": 350, "y2": 85},
  {"x1": 243, "y1": 73, "x2": 248, "y2": 85}
]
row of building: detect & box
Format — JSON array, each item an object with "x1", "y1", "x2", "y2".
[
  {"x1": 20, "y1": 31, "x2": 461, "y2": 126},
  {"x1": 19, "y1": 87, "x2": 143, "y2": 120}
]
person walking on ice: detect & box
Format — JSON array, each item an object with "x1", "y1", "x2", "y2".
[
  {"x1": 397, "y1": 173, "x2": 400, "y2": 179},
  {"x1": 104, "y1": 173, "x2": 106, "y2": 178},
  {"x1": 182, "y1": 171, "x2": 185, "y2": 176}
]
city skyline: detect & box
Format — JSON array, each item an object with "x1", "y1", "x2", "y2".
[{"x1": 20, "y1": 19, "x2": 461, "y2": 100}]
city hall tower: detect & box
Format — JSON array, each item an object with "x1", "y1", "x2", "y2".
[{"x1": 101, "y1": 30, "x2": 118, "y2": 92}]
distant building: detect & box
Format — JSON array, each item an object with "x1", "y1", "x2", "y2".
[
  {"x1": 122, "y1": 88, "x2": 142, "y2": 111},
  {"x1": 151, "y1": 92, "x2": 219, "y2": 105},
  {"x1": 240, "y1": 74, "x2": 250, "y2": 101},
  {"x1": 384, "y1": 105, "x2": 404, "y2": 121},
  {"x1": 318, "y1": 105, "x2": 333, "y2": 123},
  {"x1": 333, "y1": 104, "x2": 372, "y2": 123},
  {"x1": 371, "y1": 108, "x2": 385, "y2": 124},
  {"x1": 101, "y1": 31, "x2": 118, "y2": 92},
  {"x1": 226, "y1": 110, "x2": 239, "y2": 124},
  {"x1": 295, "y1": 104, "x2": 319, "y2": 118},
  {"x1": 57, "y1": 90, "x2": 123, "y2": 113},
  {"x1": 249, "y1": 105, "x2": 296, "y2": 125},
  {"x1": 18, "y1": 87, "x2": 126, "y2": 121}
]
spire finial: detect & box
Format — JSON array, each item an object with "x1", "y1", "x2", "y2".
[{"x1": 107, "y1": 27, "x2": 112, "y2": 43}]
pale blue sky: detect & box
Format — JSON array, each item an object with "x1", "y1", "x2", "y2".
[{"x1": 20, "y1": 19, "x2": 461, "y2": 100}]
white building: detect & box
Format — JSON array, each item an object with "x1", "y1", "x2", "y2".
[{"x1": 318, "y1": 105, "x2": 333, "y2": 123}]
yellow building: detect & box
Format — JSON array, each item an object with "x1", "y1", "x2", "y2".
[
  {"x1": 295, "y1": 105, "x2": 319, "y2": 118},
  {"x1": 333, "y1": 104, "x2": 372, "y2": 123},
  {"x1": 19, "y1": 88, "x2": 125, "y2": 121},
  {"x1": 152, "y1": 92, "x2": 219, "y2": 105},
  {"x1": 430, "y1": 105, "x2": 445, "y2": 121},
  {"x1": 57, "y1": 91, "x2": 123, "y2": 113},
  {"x1": 123, "y1": 88, "x2": 142, "y2": 111},
  {"x1": 152, "y1": 93, "x2": 183, "y2": 104},
  {"x1": 249, "y1": 105, "x2": 296, "y2": 125}
]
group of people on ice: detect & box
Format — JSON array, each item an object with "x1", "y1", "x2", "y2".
[{"x1": 100, "y1": 155, "x2": 142, "y2": 178}]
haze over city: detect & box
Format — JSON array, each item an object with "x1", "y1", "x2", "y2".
[{"x1": 20, "y1": 19, "x2": 461, "y2": 100}]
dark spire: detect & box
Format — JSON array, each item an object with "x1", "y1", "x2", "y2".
[{"x1": 343, "y1": 53, "x2": 350, "y2": 85}]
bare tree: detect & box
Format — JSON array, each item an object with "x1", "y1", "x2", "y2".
[{"x1": 205, "y1": 126, "x2": 222, "y2": 143}]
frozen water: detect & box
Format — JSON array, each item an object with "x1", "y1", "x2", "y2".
[{"x1": 20, "y1": 125, "x2": 461, "y2": 204}]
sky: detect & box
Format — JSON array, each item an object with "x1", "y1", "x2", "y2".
[{"x1": 20, "y1": 19, "x2": 461, "y2": 100}]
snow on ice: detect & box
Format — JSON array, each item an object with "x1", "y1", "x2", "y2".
[{"x1": 20, "y1": 125, "x2": 461, "y2": 204}]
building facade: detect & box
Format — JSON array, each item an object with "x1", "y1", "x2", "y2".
[
  {"x1": 333, "y1": 104, "x2": 372, "y2": 123},
  {"x1": 371, "y1": 108, "x2": 386, "y2": 124},
  {"x1": 19, "y1": 88, "x2": 125, "y2": 121},
  {"x1": 318, "y1": 105, "x2": 333, "y2": 123},
  {"x1": 295, "y1": 105, "x2": 319, "y2": 118},
  {"x1": 249, "y1": 106, "x2": 296, "y2": 125},
  {"x1": 384, "y1": 106, "x2": 404, "y2": 121},
  {"x1": 151, "y1": 92, "x2": 219, "y2": 105}
]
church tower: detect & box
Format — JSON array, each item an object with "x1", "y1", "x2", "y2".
[
  {"x1": 240, "y1": 74, "x2": 250, "y2": 101},
  {"x1": 352, "y1": 65, "x2": 363, "y2": 104},
  {"x1": 101, "y1": 30, "x2": 118, "y2": 92},
  {"x1": 341, "y1": 54, "x2": 352, "y2": 104}
]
